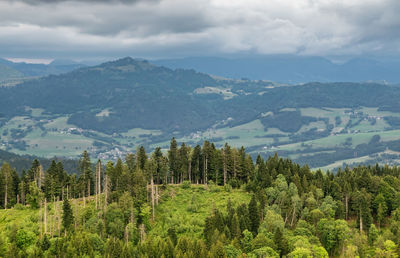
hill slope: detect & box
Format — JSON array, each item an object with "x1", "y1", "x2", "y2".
[{"x1": 2, "y1": 57, "x2": 400, "y2": 168}]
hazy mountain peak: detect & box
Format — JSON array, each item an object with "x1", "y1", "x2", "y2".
[
  {"x1": 49, "y1": 59, "x2": 81, "y2": 66},
  {"x1": 99, "y1": 57, "x2": 155, "y2": 71}
]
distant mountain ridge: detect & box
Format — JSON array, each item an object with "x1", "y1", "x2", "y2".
[
  {"x1": 153, "y1": 55, "x2": 400, "y2": 83},
  {"x1": 0, "y1": 58, "x2": 86, "y2": 81}
]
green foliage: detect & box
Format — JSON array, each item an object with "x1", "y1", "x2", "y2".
[
  {"x1": 224, "y1": 184, "x2": 232, "y2": 192},
  {"x1": 181, "y1": 180, "x2": 191, "y2": 189},
  {"x1": 15, "y1": 229, "x2": 35, "y2": 249},
  {"x1": 62, "y1": 199, "x2": 74, "y2": 233},
  {"x1": 248, "y1": 195, "x2": 260, "y2": 236},
  {"x1": 249, "y1": 246, "x2": 279, "y2": 258},
  {"x1": 317, "y1": 219, "x2": 350, "y2": 256},
  {"x1": 1, "y1": 143, "x2": 400, "y2": 257},
  {"x1": 368, "y1": 224, "x2": 379, "y2": 245},
  {"x1": 105, "y1": 203, "x2": 125, "y2": 239},
  {"x1": 26, "y1": 182, "x2": 43, "y2": 209},
  {"x1": 241, "y1": 230, "x2": 253, "y2": 253}
]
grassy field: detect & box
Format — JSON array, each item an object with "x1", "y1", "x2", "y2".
[
  {"x1": 0, "y1": 185, "x2": 250, "y2": 250},
  {"x1": 151, "y1": 184, "x2": 250, "y2": 238},
  {"x1": 317, "y1": 149, "x2": 400, "y2": 171},
  {"x1": 2, "y1": 106, "x2": 400, "y2": 170}
]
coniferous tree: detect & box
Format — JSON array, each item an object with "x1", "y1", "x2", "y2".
[
  {"x1": 62, "y1": 198, "x2": 74, "y2": 232},
  {"x1": 168, "y1": 138, "x2": 178, "y2": 184},
  {"x1": 1, "y1": 163, "x2": 13, "y2": 209},
  {"x1": 136, "y1": 146, "x2": 147, "y2": 171},
  {"x1": 178, "y1": 143, "x2": 189, "y2": 183},
  {"x1": 78, "y1": 151, "x2": 93, "y2": 196},
  {"x1": 125, "y1": 153, "x2": 136, "y2": 171},
  {"x1": 354, "y1": 189, "x2": 372, "y2": 232},
  {"x1": 274, "y1": 227, "x2": 288, "y2": 256},
  {"x1": 191, "y1": 145, "x2": 202, "y2": 184},
  {"x1": 152, "y1": 147, "x2": 163, "y2": 184},
  {"x1": 248, "y1": 195, "x2": 260, "y2": 236},
  {"x1": 231, "y1": 213, "x2": 241, "y2": 239}
]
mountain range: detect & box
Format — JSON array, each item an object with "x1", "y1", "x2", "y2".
[
  {"x1": 154, "y1": 55, "x2": 400, "y2": 84},
  {"x1": 0, "y1": 58, "x2": 85, "y2": 86}
]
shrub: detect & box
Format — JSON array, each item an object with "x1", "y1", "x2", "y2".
[
  {"x1": 13, "y1": 204, "x2": 25, "y2": 210},
  {"x1": 224, "y1": 184, "x2": 232, "y2": 193},
  {"x1": 228, "y1": 179, "x2": 240, "y2": 188},
  {"x1": 15, "y1": 229, "x2": 36, "y2": 249},
  {"x1": 181, "y1": 181, "x2": 191, "y2": 189}
]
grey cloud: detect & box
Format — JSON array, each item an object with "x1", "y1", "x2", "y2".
[
  {"x1": 1, "y1": 0, "x2": 212, "y2": 37},
  {"x1": 0, "y1": 0, "x2": 400, "y2": 59}
]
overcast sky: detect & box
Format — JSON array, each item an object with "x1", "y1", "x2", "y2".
[{"x1": 1, "y1": 0, "x2": 399, "y2": 62}]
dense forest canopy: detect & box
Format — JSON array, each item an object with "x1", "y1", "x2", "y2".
[{"x1": 0, "y1": 138, "x2": 399, "y2": 257}]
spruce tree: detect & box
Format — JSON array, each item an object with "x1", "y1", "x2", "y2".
[
  {"x1": 1, "y1": 163, "x2": 13, "y2": 209},
  {"x1": 78, "y1": 151, "x2": 93, "y2": 196},
  {"x1": 248, "y1": 195, "x2": 260, "y2": 236},
  {"x1": 62, "y1": 198, "x2": 74, "y2": 232},
  {"x1": 168, "y1": 138, "x2": 178, "y2": 183},
  {"x1": 136, "y1": 146, "x2": 147, "y2": 171},
  {"x1": 230, "y1": 213, "x2": 241, "y2": 239}
]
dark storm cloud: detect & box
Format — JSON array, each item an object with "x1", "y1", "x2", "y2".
[{"x1": 0, "y1": 0, "x2": 400, "y2": 60}]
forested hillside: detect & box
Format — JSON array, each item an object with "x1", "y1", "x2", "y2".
[
  {"x1": 0, "y1": 149, "x2": 78, "y2": 173},
  {"x1": 3, "y1": 57, "x2": 400, "y2": 168},
  {"x1": 0, "y1": 139, "x2": 399, "y2": 257}
]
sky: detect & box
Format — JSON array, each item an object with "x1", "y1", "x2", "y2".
[{"x1": 1, "y1": 0, "x2": 399, "y2": 62}]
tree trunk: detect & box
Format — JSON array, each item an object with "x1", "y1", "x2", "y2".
[
  {"x1": 4, "y1": 182, "x2": 7, "y2": 210},
  {"x1": 233, "y1": 156, "x2": 237, "y2": 179},
  {"x1": 95, "y1": 170, "x2": 98, "y2": 210},
  {"x1": 139, "y1": 224, "x2": 146, "y2": 242},
  {"x1": 188, "y1": 160, "x2": 192, "y2": 183},
  {"x1": 125, "y1": 225, "x2": 129, "y2": 244},
  {"x1": 104, "y1": 174, "x2": 109, "y2": 212},
  {"x1": 155, "y1": 186, "x2": 159, "y2": 205},
  {"x1": 203, "y1": 155, "x2": 208, "y2": 185},
  {"x1": 57, "y1": 197, "x2": 60, "y2": 236},
  {"x1": 151, "y1": 175, "x2": 155, "y2": 220},
  {"x1": 359, "y1": 207, "x2": 363, "y2": 233},
  {"x1": 206, "y1": 156, "x2": 208, "y2": 185},
  {"x1": 98, "y1": 162, "x2": 101, "y2": 202},
  {"x1": 291, "y1": 204, "x2": 296, "y2": 227},
  {"x1": 87, "y1": 179, "x2": 90, "y2": 197},
  {"x1": 38, "y1": 165, "x2": 44, "y2": 189},
  {"x1": 203, "y1": 158, "x2": 205, "y2": 184},
  {"x1": 223, "y1": 151, "x2": 227, "y2": 185},
  {"x1": 96, "y1": 161, "x2": 101, "y2": 210},
  {"x1": 21, "y1": 182, "x2": 25, "y2": 205},
  {"x1": 44, "y1": 198, "x2": 47, "y2": 234}
]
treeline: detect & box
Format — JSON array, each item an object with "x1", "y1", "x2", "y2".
[
  {"x1": 0, "y1": 138, "x2": 399, "y2": 257},
  {"x1": 0, "y1": 137, "x2": 255, "y2": 208}
]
